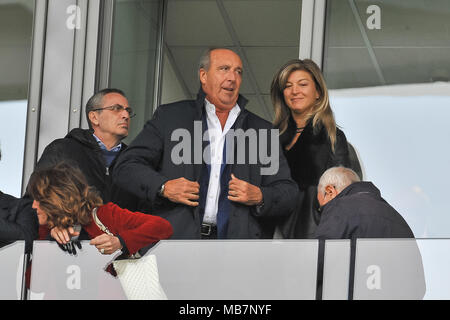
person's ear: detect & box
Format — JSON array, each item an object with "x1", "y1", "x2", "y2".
[
  {"x1": 199, "y1": 68, "x2": 207, "y2": 86},
  {"x1": 88, "y1": 111, "x2": 99, "y2": 127},
  {"x1": 325, "y1": 185, "x2": 338, "y2": 201}
]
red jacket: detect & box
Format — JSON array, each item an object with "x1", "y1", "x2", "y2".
[{"x1": 83, "y1": 202, "x2": 173, "y2": 255}]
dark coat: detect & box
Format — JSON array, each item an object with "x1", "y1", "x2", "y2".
[
  {"x1": 313, "y1": 182, "x2": 423, "y2": 300},
  {"x1": 279, "y1": 118, "x2": 351, "y2": 238},
  {"x1": 35, "y1": 128, "x2": 138, "y2": 211},
  {"x1": 314, "y1": 181, "x2": 414, "y2": 239},
  {"x1": 0, "y1": 191, "x2": 39, "y2": 253},
  {"x1": 113, "y1": 90, "x2": 299, "y2": 239}
]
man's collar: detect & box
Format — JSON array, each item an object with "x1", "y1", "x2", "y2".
[
  {"x1": 320, "y1": 181, "x2": 380, "y2": 213},
  {"x1": 204, "y1": 98, "x2": 241, "y2": 116},
  {"x1": 92, "y1": 134, "x2": 122, "y2": 152},
  {"x1": 196, "y1": 88, "x2": 248, "y2": 114}
]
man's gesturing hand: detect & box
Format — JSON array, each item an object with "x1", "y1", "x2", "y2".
[
  {"x1": 162, "y1": 177, "x2": 200, "y2": 206},
  {"x1": 228, "y1": 174, "x2": 263, "y2": 206}
]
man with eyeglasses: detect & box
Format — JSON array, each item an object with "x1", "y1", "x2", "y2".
[{"x1": 30, "y1": 88, "x2": 139, "y2": 249}]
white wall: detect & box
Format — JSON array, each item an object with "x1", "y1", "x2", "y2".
[
  {"x1": 0, "y1": 100, "x2": 27, "y2": 197},
  {"x1": 160, "y1": 52, "x2": 192, "y2": 105},
  {"x1": 331, "y1": 82, "x2": 450, "y2": 238}
]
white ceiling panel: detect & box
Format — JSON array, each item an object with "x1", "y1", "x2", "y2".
[
  {"x1": 244, "y1": 46, "x2": 299, "y2": 93},
  {"x1": 163, "y1": 0, "x2": 302, "y2": 118},
  {"x1": 223, "y1": 0, "x2": 301, "y2": 47},
  {"x1": 165, "y1": 0, "x2": 233, "y2": 46}
]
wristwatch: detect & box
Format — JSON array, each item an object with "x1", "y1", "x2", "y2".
[
  {"x1": 255, "y1": 200, "x2": 264, "y2": 214},
  {"x1": 158, "y1": 183, "x2": 165, "y2": 198}
]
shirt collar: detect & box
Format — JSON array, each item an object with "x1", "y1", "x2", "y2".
[
  {"x1": 204, "y1": 99, "x2": 241, "y2": 117},
  {"x1": 92, "y1": 134, "x2": 122, "y2": 152}
]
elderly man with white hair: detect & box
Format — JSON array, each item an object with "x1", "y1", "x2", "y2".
[
  {"x1": 313, "y1": 167, "x2": 426, "y2": 300},
  {"x1": 314, "y1": 166, "x2": 414, "y2": 239}
]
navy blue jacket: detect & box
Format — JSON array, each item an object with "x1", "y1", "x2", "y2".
[
  {"x1": 113, "y1": 90, "x2": 299, "y2": 239},
  {"x1": 314, "y1": 181, "x2": 414, "y2": 239},
  {"x1": 313, "y1": 182, "x2": 424, "y2": 300}
]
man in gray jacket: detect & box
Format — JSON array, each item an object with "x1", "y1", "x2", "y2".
[{"x1": 113, "y1": 48, "x2": 298, "y2": 239}]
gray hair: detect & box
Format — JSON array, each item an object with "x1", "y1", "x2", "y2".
[
  {"x1": 85, "y1": 88, "x2": 126, "y2": 128},
  {"x1": 318, "y1": 166, "x2": 361, "y2": 194},
  {"x1": 198, "y1": 47, "x2": 239, "y2": 79},
  {"x1": 198, "y1": 48, "x2": 214, "y2": 72}
]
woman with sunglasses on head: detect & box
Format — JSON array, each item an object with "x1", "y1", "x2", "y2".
[
  {"x1": 28, "y1": 162, "x2": 173, "y2": 256},
  {"x1": 271, "y1": 59, "x2": 351, "y2": 239}
]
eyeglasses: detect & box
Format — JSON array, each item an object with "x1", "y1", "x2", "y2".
[{"x1": 91, "y1": 104, "x2": 136, "y2": 118}]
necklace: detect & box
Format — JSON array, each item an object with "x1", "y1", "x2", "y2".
[{"x1": 296, "y1": 127, "x2": 305, "y2": 133}]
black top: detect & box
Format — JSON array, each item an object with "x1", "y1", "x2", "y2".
[
  {"x1": 313, "y1": 182, "x2": 422, "y2": 300},
  {"x1": 34, "y1": 128, "x2": 139, "y2": 211},
  {"x1": 278, "y1": 118, "x2": 351, "y2": 238},
  {"x1": 314, "y1": 181, "x2": 414, "y2": 239},
  {"x1": 0, "y1": 191, "x2": 39, "y2": 253},
  {"x1": 282, "y1": 118, "x2": 351, "y2": 188}
]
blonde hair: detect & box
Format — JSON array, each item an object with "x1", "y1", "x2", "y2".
[
  {"x1": 271, "y1": 59, "x2": 338, "y2": 151},
  {"x1": 28, "y1": 162, "x2": 103, "y2": 229}
]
